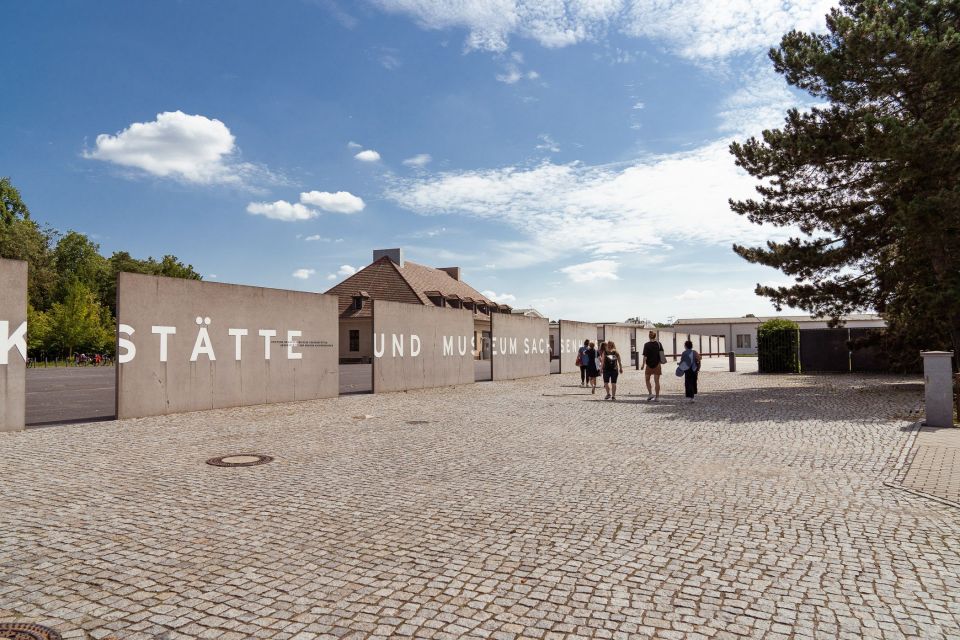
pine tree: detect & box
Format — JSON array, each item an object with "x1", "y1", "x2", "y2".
[{"x1": 729, "y1": 0, "x2": 960, "y2": 368}]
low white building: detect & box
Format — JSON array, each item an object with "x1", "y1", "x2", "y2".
[{"x1": 672, "y1": 314, "x2": 886, "y2": 355}]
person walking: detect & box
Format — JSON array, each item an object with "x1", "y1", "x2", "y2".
[
  {"x1": 641, "y1": 330, "x2": 665, "y2": 402},
  {"x1": 602, "y1": 340, "x2": 624, "y2": 401},
  {"x1": 679, "y1": 339, "x2": 702, "y2": 402},
  {"x1": 576, "y1": 339, "x2": 590, "y2": 387},
  {"x1": 584, "y1": 341, "x2": 600, "y2": 394}
]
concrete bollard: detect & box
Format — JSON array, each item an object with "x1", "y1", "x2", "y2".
[
  {"x1": 921, "y1": 351, "x2": 954, "y2": 427},
  {"x1": 728, "y1": 351, "x2": 736, "y2": 373}
]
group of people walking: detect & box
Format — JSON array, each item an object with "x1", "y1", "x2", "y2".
[{"x1": 576, "y1": 331, "x2": 702, "y2": 402}]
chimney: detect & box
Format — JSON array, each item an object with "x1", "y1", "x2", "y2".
[
  {"x1": 373, "y1": 248, "x2": 404, "y2": 267},
  {"x1": 439, "y1": 267, "x2": 461, "y2": 281}
]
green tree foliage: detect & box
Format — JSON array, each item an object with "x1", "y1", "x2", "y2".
[
  {"x1": 26, "y1": 305, "x2": 50, "y2": 353},
  {"x1": 757, "y1": 319, "x2": 800, "y2": 373},
  {"x1": 1, "y1": 177, "x2": 30, "y2": 224},
  {"x1": 53, "y1": 231, "x2": 108, "y2": 300},
  {"x1": 0, "y1": 177, "x2": 202, "y2": 358},
  {"x1": 0, "y1": 177, "x2": 57, "y2": 309},
  {"x1": 46, "y1": 280, "x2": 113, "y2": 358},
  {"x1": 729, "y1": 0, "x2": 960, "y2": 369}
]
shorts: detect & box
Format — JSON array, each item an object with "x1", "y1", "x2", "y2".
[
  {"x1": 602, "y1": 369, "x2": 619, "y2": 384},
  {"x1": 644, "y1": 364, "x2": 662, "y2": 377}
]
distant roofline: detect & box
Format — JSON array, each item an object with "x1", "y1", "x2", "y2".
[{"x1": 673, "y1": 314, "x2": 884, "y2": 325}]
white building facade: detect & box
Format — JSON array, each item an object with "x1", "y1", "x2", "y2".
[{"x1": 672, "y1": 314, "x2": 887, "y2": 356}]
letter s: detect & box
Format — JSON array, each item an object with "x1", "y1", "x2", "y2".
[{"x1": 118, "y1": 324, "x2": 137, "y2": 364}]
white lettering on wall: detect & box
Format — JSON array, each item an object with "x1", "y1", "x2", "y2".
[
  {"x1": 259, "y1": 329, "x2": 277, "y2": 360},
  {"x1": 0, "y1": 320, "x2": 27, "y2": 365},
  {"x1": 287, "y1": 330, "x2": 302, "y2": 360},
  {"x1": 118, "y1": 324, "x2": 136, "y2": 364},
  {"x1": 410, "y1": 334, "x2": 421, "y2": 357},
  {"x1": 443, "y1": 335, "x2": 454, "y2": 356},
  {"x1": 392, "y1": 333, "x2": 404, "y2": 357},
  {"x1": 190, "y1": 317, "x2": 216, "y2": 362},
  {"x1": 457, "y1": 336, "x2": 468, "y2": 356},
  {"x1": 228, "y1": 328, "x2": 247, "y2": 360},
  {"x1": 373, "y1": 333, "x2": 386, "y2": 358},
  {"x1": 152, "y1": 326, "x2": 176, "y2": 362}
]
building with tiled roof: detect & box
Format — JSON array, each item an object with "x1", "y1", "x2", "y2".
[{"x1": 325, "y1": 249, "x2": 513, "y2": 362}]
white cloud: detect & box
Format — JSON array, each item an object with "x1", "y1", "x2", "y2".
[
  {"x1": 85, "y1": 111, "x2": 260, "y2": 185},
  {"x1": 560, "y1": 260, "x2": 619, "y2": 283},
  {"x1": 370, "y1": 0, "x2": 834, "y2": 60},
  {"x1": 632, "y1": 101, "x2": 645, "y2": 110},
  {"x1": 481, "y1": 290, "x2": 517, "y2": 304},
  {"x1": 403, "y1": 153, "x2": 433, "y2": 167},
  {"x1": 247, "y1": 200, "x2": 317, "y2": 222},
  {"x1": 347, "y1": 141, "x2": 363, "y2": 149},
  {"x1": 355, "y1": 149, "x2": 381, "y2": 162},
  {"x1": 300, "y1": 190, "x2": 366, "y2": 214},
  {"x1": 496, "y1": 65, "x2": 523, "y2": 84},
  {"x1": 718, "y1": 60, "x2": 817, "y2": 136},
  {"x1": 496, "y1": 62, "x2": 539, "y2": 84},
  {"x1": 386, "y1": 139, "x2": 793, "y2": 266},
  {"x1": 535, "y1": 134, "x2": 560, "y2": 153},
  {"x1": 675, "y1": 289, "x2": 716, "y2": 300},
  {"x1": 292, "y1": 268, "x2": 316, "y2": 280},
  {"x1": 304, "y1": 234, "x2": 327, "y2": 242},
  {"x1": 327, "y1": 264, "x2": 357, "y2": 281}
]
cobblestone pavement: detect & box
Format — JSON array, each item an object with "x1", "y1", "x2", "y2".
[
  {"x1": 897, "y1": 426, "x2": 960, "y2": 506},
  {"x1": 3, "y1": 364, "x2": 960, "y2": 639}
]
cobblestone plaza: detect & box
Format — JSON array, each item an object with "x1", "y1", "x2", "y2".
[{"x1": 2, "y1": 363, "x2": 959, "y2": 639}]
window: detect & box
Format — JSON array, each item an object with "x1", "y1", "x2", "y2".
[
  {"x1": 349, "y1": 330, "x2": 360, "y2": 352},
  {"x1": 353, "y1": 296, "x2": 364, "y2": 310},
  {"x1": 736, "y1": 334, "x2": 752, "y2": 349}
]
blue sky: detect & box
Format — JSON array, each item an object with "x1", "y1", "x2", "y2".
[{"x1": 1, "y1": 0, "x2": 833, "y2": 322}]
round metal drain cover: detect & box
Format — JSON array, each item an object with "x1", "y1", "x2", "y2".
[
  {"x1": 206, "y1": 454, "x2": 273, "y2": 467},
  {"x1": 0, "y1": 623, "x2": 63, "y2": 640}
]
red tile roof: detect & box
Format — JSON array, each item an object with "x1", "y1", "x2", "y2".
[{"x1": 325, "y1": 257, "x2": 506, "y2": 319}]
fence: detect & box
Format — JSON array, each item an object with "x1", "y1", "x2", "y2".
[{"x1": 759, "y1": 327, "x2": 892, "y2": 374}]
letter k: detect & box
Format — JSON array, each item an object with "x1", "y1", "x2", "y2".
[{"x1": 0, "y1": 320, "x2": 27, "y2": 365}]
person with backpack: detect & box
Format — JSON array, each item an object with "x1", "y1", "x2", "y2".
[
  {"x1": 576, "y1": 339, "x2": 590, "y2": 387},
  {"x1": 677, "y1": 339, "x2": 702, "y2": 402},
  {"x1": 641, "y1": 330, "x2": 666, "y2": 402},
  {"x1": 602, "y1": 340, "x2": 624, "y2": 401},
  {"x1": 584, "y1": 341, "x2": 599, "y2": 394}
]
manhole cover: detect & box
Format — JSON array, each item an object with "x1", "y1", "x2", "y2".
[
  {"x1": 0, "y1": 623, "x2": 63, "y2": 640},
  {"x1": 206, "y1": 454, "x2": 274, "y2": 467},
  {"x1": 406, "y1": 420, "x2": 431, "y2": 425}
]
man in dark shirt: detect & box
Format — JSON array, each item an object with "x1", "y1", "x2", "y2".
[{"x1": 641, "y1": 330, "x2": 663, "y2": 402}]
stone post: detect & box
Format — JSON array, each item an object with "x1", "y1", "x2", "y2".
[
  {"x1": 921, "y1": 351, "x2": 954, "y2": 428},
  {"x1": 728, "y1": 351, "x2": 737, "y2": 373}
]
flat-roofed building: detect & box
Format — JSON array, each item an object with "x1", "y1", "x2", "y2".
[
  {"x1": 325, "y1": 248, "x2": 512, "y2": 362},
  {"x1": 673, "y1": 314, "x2": 886, "y2": 355}
]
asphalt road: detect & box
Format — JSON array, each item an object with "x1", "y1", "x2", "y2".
[{"x1": 24, "y1": 363, "x2": 498, "y2": 426}]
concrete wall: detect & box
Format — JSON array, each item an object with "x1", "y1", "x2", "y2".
[
  {"x1": 601, "y1": 325, "x2": 633, "y2": 364},
  {"x1": 491, "y1": 314, "x2": 549, "y2": 380},
  {"x1": 0, "y1": 259, "x2": 27, "y2": 432},
  {"x1": 650, "y1": 331, "x2": 675, "y2": 363},
  {"x1": 116, "y1": 273, "x2": 339, "y2": 419},
  {"x1": 558, "y1": 320, "x2": 597, "y2": 373},
  {"x1": 372, "y1": 299, "x2": 474, "y2": 393}
]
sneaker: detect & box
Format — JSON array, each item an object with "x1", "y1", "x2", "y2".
[
  {"x1": 611, "y1": 396, "x2": 617, "y2": 401},
  {"x1": 654, "y1": 396, "x2": 660, "y2": 402},
  {"x1": 605, "y1": 394, "x2": 611, "y2": 400},
  {"x1": 647, "y1": 395, "x2": 654, "y2": 402}
]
